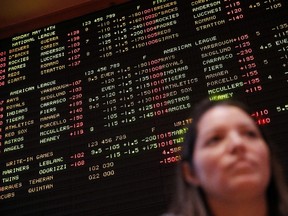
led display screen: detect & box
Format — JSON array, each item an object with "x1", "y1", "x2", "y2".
[{"x1": 0, "y1": 0, "x2": 288, "y2": 215}]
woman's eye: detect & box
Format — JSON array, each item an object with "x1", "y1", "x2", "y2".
[
  {"x1": 244, "y1": 130, "x2": 258, "y2": 138},
  {"x1": 206, "y1": 136, "x2": 222, "y2": 145}
]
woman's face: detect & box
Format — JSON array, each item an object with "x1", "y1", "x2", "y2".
[{"x1": 191, "y1": 105, "x2": 271, "y2": 201}]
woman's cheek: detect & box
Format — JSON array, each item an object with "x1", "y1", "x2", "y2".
[{"x1": 194, "y1": 152, "x2": 221, "y2": 181}]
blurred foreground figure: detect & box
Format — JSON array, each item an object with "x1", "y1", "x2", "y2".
[{"x1": 163, "y1": 99, "x2": 288, "y2": 216}]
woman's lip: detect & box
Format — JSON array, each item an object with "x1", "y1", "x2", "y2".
[
  {"x1": 234, "y1": 160, "x2": 253, "y2": 168},
  {"x1": 228, "y1": 158, "x2": 256, "y2": 172}
]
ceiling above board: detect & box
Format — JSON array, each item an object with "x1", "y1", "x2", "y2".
[{"x1": 0, "y1": 0, "x2": 130, "y2": 39}]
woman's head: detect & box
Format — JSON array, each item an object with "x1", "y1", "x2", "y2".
[
  {"x1": 182, "y1": 99, "x2": 270, "y2": 202},
  {"x1": 168, "y1": 99, "x2": 288, "y2": 216}
]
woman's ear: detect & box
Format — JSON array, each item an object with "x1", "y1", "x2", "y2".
[{"x1": 182, "y1": 162, "x2": 201, "y2": 186}]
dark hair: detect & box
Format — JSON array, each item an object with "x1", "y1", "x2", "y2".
[{"x1": 167, "y1": 99, "x2": 288, "y2": 216}]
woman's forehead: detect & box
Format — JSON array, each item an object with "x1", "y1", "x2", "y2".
[{"x1": 197, "y1": 106, "x2": 255, "y2": 131}]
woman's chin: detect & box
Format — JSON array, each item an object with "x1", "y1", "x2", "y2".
[{"x1": 226, "y1": 175, "x2": 268, "y2": 197}]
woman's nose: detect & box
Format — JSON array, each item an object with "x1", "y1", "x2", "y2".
[{"x1": 228, "y1": 131, "x2": 246, "y2": 153}]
